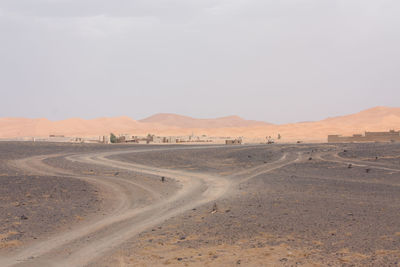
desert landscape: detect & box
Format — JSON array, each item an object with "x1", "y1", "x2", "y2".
[
  {"x1": 0, "y1": 141, "x2": 400, "y2": 266},
  {"x1": 1, "y1": 106, "x2": 400, "y2": 143},
  {"x1": 2, "y1": 0, "x2": 400, "y2": 266}
]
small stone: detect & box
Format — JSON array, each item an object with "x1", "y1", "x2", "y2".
[
  {"x1": 211, "y1": 203, "x2": 218, "y2": 213},
  {"x1": 20, "y1": 215, "x2": 28, "y2": 220},
  {"x1": 177, "y1": 258, "x2": 183, "y2": 261},
  {"x1": 236, "y1": 259, "x2": 241, "y2": 265},
  {"x1": 280, "y1": 258, "x2": 288, "y2": 262}
]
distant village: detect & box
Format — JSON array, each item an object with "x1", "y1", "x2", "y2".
[
  {"x1": 40, "y1": 134, "x2": 246, "y2": 145},
  {"x1": 328, "y1": 130, "x2": 400, "y2": 143},
  {"x1": 8, "y1": 130, "x2": 400, "y2": 144},
  {"x1": 23, "y1": 133, "x2": 279, "y2": 145}
]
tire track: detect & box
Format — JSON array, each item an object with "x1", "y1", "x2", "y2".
[{"x1": 1, "y1": 145, "x2": 297, "y2": 267}]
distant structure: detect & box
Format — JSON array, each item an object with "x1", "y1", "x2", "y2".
[
  {"x1": 225, "y1": 139, "x2": 242, "y2": 145},
  {"x1": 266, "y1": 136, "x2": 274, "y2": 144},
  {"x1": 328, "y1": 130, "x2": 400, "y2": 143},
  {"x1": 49, "y1": 134, "x2": 65, "y2": 138},
  {"x1": 101, "y1": 135, "x2": 110, "y2": 144}
]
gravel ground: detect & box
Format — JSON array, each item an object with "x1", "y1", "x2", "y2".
[
  {"x1": 111, "y1": 145, "x2": 285, "y2": 175},
  {"x1": 100, "y1": 143, "x2": 400, "y2": 266},
  {"x1": 339, "y1": 143, "x2": 400, "y2": 166},
  {"x1": 0, "y1": 174, "x2": 101, "y2": 250},
  {"x1": 0, "y1": 142, "x2": 181, "y2": 253},
  {"x1": 0, "y1": 142, "x2": 116, "y2": 251},
  {"x1": 1, "y1": 142, "x2": 400, "y2": 266}
]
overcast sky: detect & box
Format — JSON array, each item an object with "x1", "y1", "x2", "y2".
[{"x1": 0, "y1": 0, "x2": 399, "y2": 124}]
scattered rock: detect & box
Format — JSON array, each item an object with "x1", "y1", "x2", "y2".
[
  {"x1": 211, "y1": 203, "x2": 218, "y2": 213},
  {"x1": 236, "y1": 259, "x2": 241, "y2": 265},
  {"x1": 308, "y1": 157, "x2": 313, "y2": 160},
  {"x1": 177, "y1": 257, "x2": 183, "y2": 261},
  {"x1": 348, "y1": 164, "x2": 352, "y2": 168},
  {"x1": 20, "y1": 215, "x2": 28, "y2": 220},
  {"x1": 179, "y1": 236, "x2": 186, "y2": 240},
  {"x1": 280, "y1": 258, "x2": 288, "y2": 262},
  {"x1": 161, "y1": 176, "x2": 165, "y2": 182},
  {"x1": 114, "y1": 172, "x2": 119, "y2": 176},
  {"x1": 366, "y1": 168, "x2": 371, "y2": 173}
]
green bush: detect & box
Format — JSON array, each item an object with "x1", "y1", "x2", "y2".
[{"x1": 110, "y1": 133, "x2": 117, "y2": 143}]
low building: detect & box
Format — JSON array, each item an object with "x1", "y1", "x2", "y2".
[
  {"x1": 225, "y1": 139, "x2": 242, "y2": 145},
  {"x1": 328, "y1": 130, "x2": 400, "y2": 143}
]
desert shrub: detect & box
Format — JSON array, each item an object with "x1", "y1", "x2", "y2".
[{"x1": 110, "y1": 133, "x2": 117, "y2": 143}]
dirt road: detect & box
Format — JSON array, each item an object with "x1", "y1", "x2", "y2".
[{"x1": 0, "y1": 145, "x2": 299, "y2": 267}]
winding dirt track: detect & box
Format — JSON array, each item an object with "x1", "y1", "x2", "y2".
[
  {"x1": 316, "y1": 150, "x2": 400, "y2": 173},
  {"x1": 0, "y1": 146, "x2": 300, "y2": 267}
]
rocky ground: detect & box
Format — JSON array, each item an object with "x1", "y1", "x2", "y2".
[
  {"x1": 0, "y1": 174, "x2": 101, "y2": 250},
  {"x1": 100, "y1": 143, "x2": 400, "y2": 266},
  {"x1": 111, "y1": 145, "x2": 285, "y2": 175},
  {"x1": 0, "y1": 142, "x2": 137, "y2": 252},
  {"x1": 1, "y1": 142, "x2": 400, "y2": 266}
]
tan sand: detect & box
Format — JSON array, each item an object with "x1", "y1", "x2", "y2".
[{"x1": 0, "y1": 106, "x2": 399, "y2": 142}]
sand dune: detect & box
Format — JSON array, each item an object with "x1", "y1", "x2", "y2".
[
  {"x1": 0, "y1": 106, "x2": 399, "y2": 142},
  {"x1": 140, "y1": 113, "x2": 271, "y2": 128}
]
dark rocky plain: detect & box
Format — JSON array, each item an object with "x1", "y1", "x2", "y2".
[
  {"x1": 102, "y1": 143, "x2": 400, "y2": 266},
  {"x1": 0, "y1": 142, "x2": 143, "y2": 251},
  {"x1": 1, "y1": 142, "x2": 400, "y2": 266}
]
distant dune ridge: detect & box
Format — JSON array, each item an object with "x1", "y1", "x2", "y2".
[
  {"x1": 139, "y1": 113, "x2": 271, "y2": 128},
  {"x1": 0, "y1": 106, "x2": 399, "y2": 142}
]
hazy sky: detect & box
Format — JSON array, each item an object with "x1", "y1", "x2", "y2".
[{"x1": 1, "y1": 0, "x2": 399, "y2": 124}]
